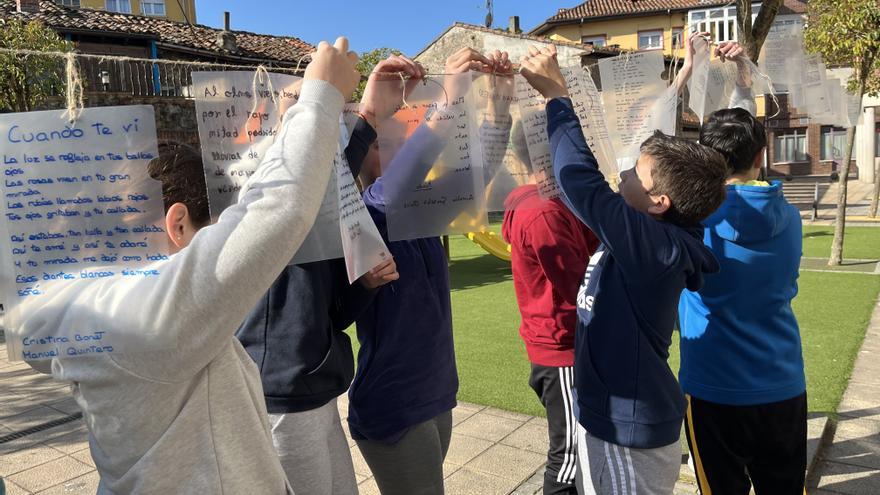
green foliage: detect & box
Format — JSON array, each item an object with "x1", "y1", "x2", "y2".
[
  {"x1": 0, "y1": 19, "x2": 71, "y2": 113},
  {"x1": 352, "y1": 47, "x2": 402, "y2": 101},
  {"x1": 804, "y1": 0, "x2": 880, "y2": 97}
]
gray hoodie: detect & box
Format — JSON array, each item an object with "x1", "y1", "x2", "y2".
[{"x1": 21, "y1": 79, "x2": 344, "y2": 494}]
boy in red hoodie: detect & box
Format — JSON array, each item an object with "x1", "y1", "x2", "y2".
[{"x1": 502, "y1": 175, "x2": 599, "y2": 494}]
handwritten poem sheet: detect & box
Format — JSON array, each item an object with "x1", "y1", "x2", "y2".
[
  {"x1": 0, "y1": 106, "x2": 167, "y2": 361},
  {"x1": 377, "y1": 73, "x2": 488, "y2": 241},
  {"x1": 561, "y1": 65, "x2": 619, "y2": 183},
  {"x1": 191, "y1": 71, "x2": 301, "y2": 217},
  {"x1": 515, "y1": 75, "x2": 559, "y2": 199},
  {"x1": 470, "y1": 73, "x2": 527, "y2": 212},
  {"x1": 598, "y1": 51, "x2": 672, "y2": 163}
]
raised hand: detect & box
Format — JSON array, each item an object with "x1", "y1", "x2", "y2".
[
  {"x1": 359, "y1": 258, "x2": 399, "y2": 289},
  {"x1": 715, "y1": 41, "x2": 745, "y2": 63},
  {"x1": 304, "y1": 36, "x2": 361, "y2": 100},
  {"x1": 519, "y1": 45, "x2": 568, "y2": 100},
  {"x1": 360, "y1": 54, "x2": 426, "y2": 128}
]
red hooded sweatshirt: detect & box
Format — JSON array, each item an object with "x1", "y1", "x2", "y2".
[{"x1": 502, "y1": 185, "x2": 600, "y2": 367}]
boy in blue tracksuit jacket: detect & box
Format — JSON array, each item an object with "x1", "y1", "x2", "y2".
[
  {"x1": 677, "y1": 60, "x2": 807, "y2": 493},
  {"x1": 519, "y1": 45, "x2": 729, "y2": 494}
]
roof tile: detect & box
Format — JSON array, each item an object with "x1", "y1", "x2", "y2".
[{"x1": 0, "y1": 0, "x2": 313, "y2": 63}]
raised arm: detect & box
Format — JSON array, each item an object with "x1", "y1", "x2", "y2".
[
  {"x1": 25, "y1": 38, "x2": 362, "y2": 379},
  {"x1": 521, "y1": 44, "x2": 675, "y2": 277},
  {"x1": 715, "y1": 42, "x2": 757, "y2": 116}
]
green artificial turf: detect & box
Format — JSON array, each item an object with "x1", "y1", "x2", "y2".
[{"x1": 802, "y1": 225, "x2": 880, "y2": 260}]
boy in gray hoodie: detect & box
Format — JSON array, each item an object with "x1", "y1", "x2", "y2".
[{"x1": 17, "y1": 37, "x2": 361, "y2": 494}]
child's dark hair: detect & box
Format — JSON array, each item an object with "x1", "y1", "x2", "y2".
[
  {"x1": 699, "y1": 108, "x2": 767, "y2": 175},
  {"x1": 147, "y1": 141, "x2": 211, "y2": 229},
  {"x1": 640, "y1": 130, "x2": 728, "y2": 227}
]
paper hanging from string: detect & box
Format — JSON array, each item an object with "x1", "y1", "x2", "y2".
[
  {"x1": 0, "y1": 105, "x2": 168, "y2": 361},
  {"x1": 375, "y1": 72, "x2": 488, "y2": 242},
  {"x1": 191, "y1": 70, "x2": 301, "y2": 217}
]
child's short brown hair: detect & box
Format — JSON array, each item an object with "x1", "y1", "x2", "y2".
[
  {"x1": 147, "y1": 141, "x2": 211, "y2": 229},
  {"x1": 640, "y1": 131, "x2": 728, "y2": 227}
]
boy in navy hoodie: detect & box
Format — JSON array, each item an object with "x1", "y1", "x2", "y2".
[
  {"x1": 678, "y1": 109, "x2": 806, "y2": 494},
  {"x1": 520, "y1": 45, "x2": 728, "y2": 494}
]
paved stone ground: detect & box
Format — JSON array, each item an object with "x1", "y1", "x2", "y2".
[{"x1": 808, "y1": 295, "x2": 880, "y2": 495}]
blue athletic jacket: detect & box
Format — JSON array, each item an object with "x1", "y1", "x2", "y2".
[
  {"x1": 548, "y1": 97, "x2": 720, "y2": 449},
  {"x1": 679, "y1": 182, "x2": 805, "y2": 405}
]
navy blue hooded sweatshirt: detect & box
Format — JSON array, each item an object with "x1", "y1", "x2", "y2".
[
  {"x1": 235, "y1": 118, "x2": 377, "y2": 414},
  {"x1": 348, "y1": 124, "x2": 458, "y2": 444},
  {"x1": 679, "y1": 181, "x2": 804, "y2": 406},
  {"x1": 547, "y1": 97, "x2": 720, "y2": 449}
]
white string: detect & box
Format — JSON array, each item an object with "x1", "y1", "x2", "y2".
[
  {"x1": 398, "y1": 72, "x2": 411, "y2": 109},
  {"x1": 0, "y1": 46, "x2": 304, "y2": 73},
  {"x1": 249, "y1": 64, "x2": 280, "y2": 118},
  {"x1": 63, "y1": 52, "x2": 84, "y2": 123}
]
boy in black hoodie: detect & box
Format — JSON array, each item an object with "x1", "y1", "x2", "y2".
[
  {"x1": 520, "y1": 45, "x2": 728, "y2": 494},
  {"x1": 235, "y1": 55, "x2": 422, "y2": 495}
]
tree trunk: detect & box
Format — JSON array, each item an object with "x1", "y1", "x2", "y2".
[
  {"x1": 829, "y1": 126, "x2": 857, "y2": 266},
  {"x1": 870, "y1": 157, "x2": 879, "y2": 217},
  {"x1": 738, "y1": 0, "x2": 784, "y2": 62},
  {"x1": 830, "y1": 74, "x2": 868, "y2": 265}
]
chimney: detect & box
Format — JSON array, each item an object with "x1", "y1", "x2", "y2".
[
  {"x1": 16, "y1": 0, "x2": 40, "y2": 14},
  {"x1": 508, "y1": 16, "x2": 521, "y2": 34},
  {"x1": 217, "y1": 12, "x2": 239, "y2": 53}
]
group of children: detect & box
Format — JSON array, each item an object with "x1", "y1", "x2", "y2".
[
  {"x1": 16, "y1": 31, "x2": 805, "y2": 495},
  {"x1": 506, "y1": 34, "x2": 806, "y2": 495}
]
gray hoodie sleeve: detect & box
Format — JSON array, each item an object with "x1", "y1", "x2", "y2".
[{"x1": 26, "y1": 79, "x2": 344, "y2": 382}]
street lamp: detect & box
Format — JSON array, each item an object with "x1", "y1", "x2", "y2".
[{"x1": 99, "y1": 70, "x2": 110, "y2": 91}]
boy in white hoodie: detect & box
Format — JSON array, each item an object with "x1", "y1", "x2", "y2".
[{"x1": 18, "y1": 37, "x2": 361, "y2": 494}]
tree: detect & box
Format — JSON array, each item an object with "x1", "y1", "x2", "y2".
[
  {"x1": 0, "y1": 19, "x2": 71, "y2": 113},
  {"x1": 804, "y1": 0, "x2": 880, "y2": 266},
  {"x1": 736, "y1": 0, "x2": 784, "y2": 62},
  {"x1": 352, "y1": 47, "x2": 403, "y2": 101}
]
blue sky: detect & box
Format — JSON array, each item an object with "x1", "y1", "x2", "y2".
[{"x1": 194, "y1": 1, "x2": 564, "y2": 55}]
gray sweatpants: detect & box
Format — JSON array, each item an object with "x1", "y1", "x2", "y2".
[
  {"x1": 575, "y1": 423, "x2": 681, "y2": 495},
  {"x1": 268, "y1": 397, "x2": 358, "y2": 495},
  {"x1": 354, "y1": 410, "x2": 453, "y2": 495}
]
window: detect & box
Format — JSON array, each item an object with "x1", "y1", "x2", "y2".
[
  {"x1": 56, "y1": 0, "x2": 80, "y2": 6},
  {"x1": 581, "y1": 35, "x2": 607, "y2": 47},
  {"x1": 141, "y1": 0, "x2": 165, "y2": 16},
  {"x1": 773, "y1": 129, "x2": 807, "y2": 163},
  {"x1": 671, "y1": 28, "x2": 684, "y2": 49},
  {"x1": 688, "y1": 4, "x2": 759, "y2": 42},
  {"x1": 638, "y1": 30, "x2": 663, "y2": 50},
  {"x1": 105, "y1": 0, "x2": 130, "y2": 13},
  {"x1": 820, "y1": 127, "x2": 847, "y2": 161}
]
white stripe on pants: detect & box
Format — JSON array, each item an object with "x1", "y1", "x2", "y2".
[
  {"x1": 557, "y1": 366, "x2": 579, "y2": 484},
  {"x1": 574, "y1": 423, "x2": 680, "y2": 495}
]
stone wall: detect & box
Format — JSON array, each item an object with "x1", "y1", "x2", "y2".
[{"x1": 415, "y1": 25, "x2": 589, "y2": 72}]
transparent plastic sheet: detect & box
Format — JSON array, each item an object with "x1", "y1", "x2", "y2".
[
  {"x1": 0, "y1": 106, "x2": 169, "y2": 361},
  {"x1": 759, "y1": 22, "x2": 805, "y2": 92},
  {"x1": 375, "y1": 72, "x2": 489, "y2": 242},
  {"x1": 800, "y1": 55, "x2": 832, "y2": 117},
  {"x1": 598, "y1": 51, "x2": 674, "y2": 166},
  {"x1": 514, "y1": 75, "x2": 559, "y2": 199},
  {"x1": 846, "y1": 93, "x2": 864, "y2": 127},
  {"x1": 470, "y1": 73, "x2": 531, "y2": 212},
  {"x1": 334, "y1": 110, "x2": 391, "y2": 283},
  {"x1": 687, "y1": 36, "x2": 711, "y2": 124},
  {"x1": 191, "y1": 71, "x2": 301, "y2": 217},
  {"x1": 561, "y1": 65, "x2": 619, "y2": 186}
]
